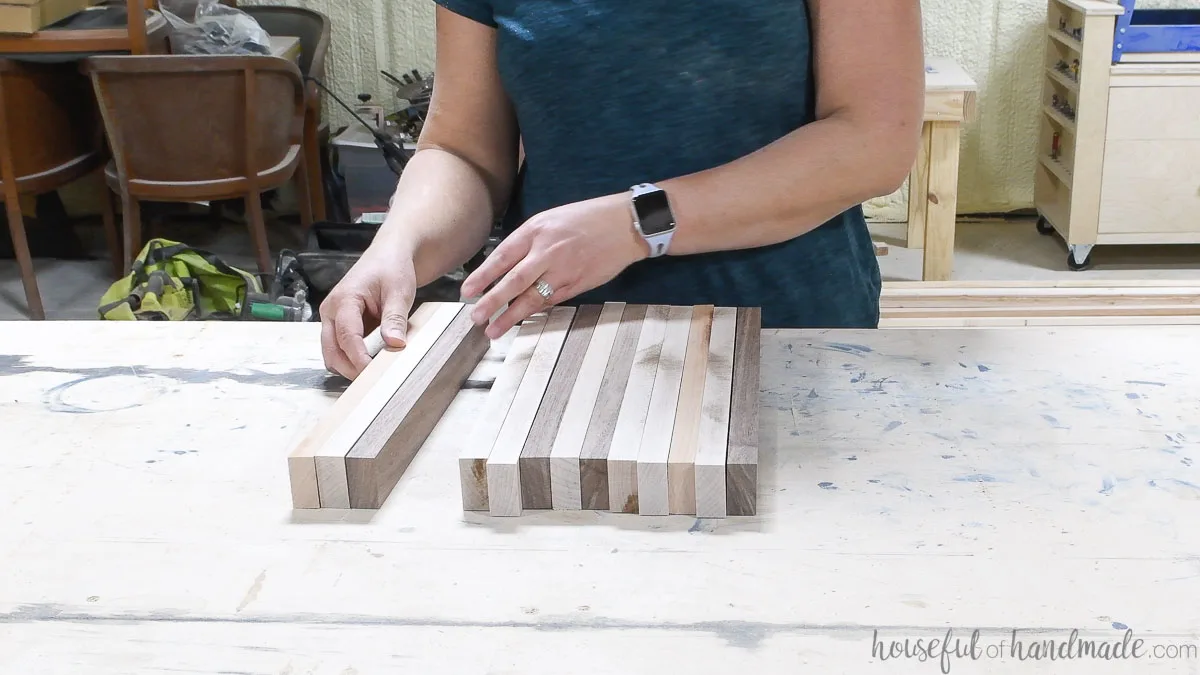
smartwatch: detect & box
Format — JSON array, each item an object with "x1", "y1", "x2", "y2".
[{"x1": 629, "y1": 183, "x2": 676, "y2": 258}]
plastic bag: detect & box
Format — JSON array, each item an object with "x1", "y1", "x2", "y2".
[{"x1": 160, "y1": 0, "x2": 272, "y2": 56}]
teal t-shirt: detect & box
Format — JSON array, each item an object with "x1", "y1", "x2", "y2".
[{"x1": 434, "y1": 0, "x2": 882, "y2": 328}]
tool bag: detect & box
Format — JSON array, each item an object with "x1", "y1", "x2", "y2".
[{"x1": 98, "y1": 238, "x2": 263, "y2": 321}]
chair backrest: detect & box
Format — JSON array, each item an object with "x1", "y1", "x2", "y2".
[
  {"x1": 240, "y1": 5, "x2": 330, "y2": 81},
  {"x1": 0, "y1": 59, "x2": 103, "y2": 193},
  {"x1": 84, "y1": 54, "x2": 305, "y2": 198}
]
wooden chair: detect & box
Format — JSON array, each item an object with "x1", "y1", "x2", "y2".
[
  {"x1": 240, "y1": 5, "x2": 331, "y2": 224},
  {"x1": 84, "y1": 54, "x2": 314, "y2": 274},
  {"x1": 0, "y1": 59, "x2": 120, "y2": 320}
]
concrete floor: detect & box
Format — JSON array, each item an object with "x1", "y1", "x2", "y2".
[{"x1": 2, "y1": 215, "x2": 1199, "y2": 321}]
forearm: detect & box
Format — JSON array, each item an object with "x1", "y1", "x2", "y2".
[
  {"x1": 370, "y1": 147, "x2": 502, "y2": 287},
  {"x1": 661, "y1": 113, "x2": 921, "y2": 256}
]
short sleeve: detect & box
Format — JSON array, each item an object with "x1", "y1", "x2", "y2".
[{"x1": 432, "y1": 0, "x2": 496, "y2": 27}]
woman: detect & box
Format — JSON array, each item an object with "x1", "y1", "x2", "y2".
[{"x1": 321, "y1": 0, "x2": 925, "y2": 380}]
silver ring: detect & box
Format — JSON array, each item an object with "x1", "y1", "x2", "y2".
[{"x1": 533, "y1": 279, "x2": 553, "y2": 300}]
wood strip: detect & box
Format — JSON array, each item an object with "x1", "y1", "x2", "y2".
[
  {"x1": 486, "y1": 306, "x2": 576, "y2": 516},
  {"x1": 549, "y1": 302, "x2": 626, "y2": 510},
  {"x1": 578, "y1": 304, "x2": 646, "y2": 510},
  {"x1": 607, "y1": 305, "x2": 669, "y2": 514},
  {"x1": 727, "y1": 307, "x2": 761, "y2": 517},
  {"x1": 635, "y1": 305, "x2": 692, "y2": 515},
  {"x1": 344, "y1": 306, "x2": 490, "y2": 509},
  {"x1": 694, "y1": 307, "x2": 737, "y2": 518},
  {"x1": 458, "y1": 314, "x2": 547, "y2": 511},
  {"x1": 310, "y1": 303, "x2": 458, "y2": 508},
  {"x1": 519, "y1": 305, "x2": 601, "y2": 510},
  {"x1": 667, "y1": 305, "x2": 714, "y2": 515}
]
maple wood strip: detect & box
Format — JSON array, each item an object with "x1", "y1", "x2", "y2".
[
  {"x1": 727, "y1": 307, "x2": 761, "y2": 517},
  {"x1": 578, "y1": 304, "x2": 646, "y2": 510},
  {"x1": 667, "y1": 305, "x2": 714, "y2": 515},
  {"x1": 607, "y1": 305, "x2": 669, "y2": 514},
  {"x1": 487, "y1": 306, "x2": 576, "y2": 516},
  {"x1": 344, "y1": 306, "x2": 490, "y2": 509},
  {"x1": 519, "y1": 305, "x2": 601, "y2": 510},
  {"x1": 549, "y1": 302, "x2": 626, "y2": 510},
  {"x1": 285, "y1": 302, "x2": 445, "y2": 509},
  {"x1": 635, "y1": 305, "x2": 693, "y2": 515},
  {"x1": 458, "y1": 314, "x2": 547, "y2": 511},
  {"x1": 694, "y1": 307, "x2": 737, "y2": 518},
  {"x1": 311, "y1": 303, "x2": 458, "y2": 508}
]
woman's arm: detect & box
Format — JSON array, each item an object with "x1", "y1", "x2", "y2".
[
  {"x1": 371, "y1": 7, "x2": 520, "y2": 285},
  {"x1": 661, "y1": 0, "x2": 925, "y2": 255}
]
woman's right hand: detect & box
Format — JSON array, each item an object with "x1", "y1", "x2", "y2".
[{"x1": 319, "y1": 246, "x2": 417, "y2": 380}]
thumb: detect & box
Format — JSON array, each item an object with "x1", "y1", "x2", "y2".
[{"x1": 379, "y1": 294, "x2": 410, "y2": 348}]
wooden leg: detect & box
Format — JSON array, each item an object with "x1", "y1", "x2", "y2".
[
  {"x1": 3, "y1": 195, "x2": 44, "y2": 320},
  {"x1": 120, "y1": 194, "x2": 142, "y2": 272},
  {"x1": 245, "y1": 192, "x2": 271, "y2": 274},
  {"x1": 99, "y1": 186, "x2": 122, "y2": 279},
  {"x1": 907, "y1": 121, "x2": 932, "y2": 249},
  {"x1": 295, "y1": 155, "x2": 315, "y2": 235},
  {"x1": 303, "y1": 114, "x2": 325, "y2": 222},
  {"x1": 922, "y1": 121, "x2": 961, "y2": 282}
]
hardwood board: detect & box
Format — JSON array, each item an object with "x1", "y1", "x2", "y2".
[
  {"x1": 344, "y1": 306, "x2": 489, "y2": 509},
  {"x1": 578, "y1": 304, "x2": 646, "y2": 510},
  {"x1": 549, "y1": 302, "x2": 626, "y2": 510},
  {"x1": 519, "y1": 305, "x2": 601, "y2": 510},
  {"x1": 459, "y1": 314, "x2": 547, "y2": 511},
  {"x1": 727, "y1": 307, "x2": 761, "y2": 516},
  {"x1": 486, "y1": 306, "x2": 576, "y2": 516},
  {"x1": 694, "y1": 307, "x2": 737, "y2": 518},
  {"x1": 635, "y1": 305, "x2": 692, "y2": 515},
  {"x1": 667, "y1": 305, "x2": 714, "y2": 515},
  {"x1": 309, "y1": 302, "x2": 458, "y2": 508},
  {"x1": 607, "y1": 305, "x2": 669, "y2": 514}
]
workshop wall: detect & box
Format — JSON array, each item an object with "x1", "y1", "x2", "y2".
[{"x1": 247, "y1": 0, "x2": 1197, "y2": 220}]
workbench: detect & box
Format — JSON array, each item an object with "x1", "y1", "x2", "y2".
[{"x1": 2, "y1": 321, "x2": 1199, "y2": 672}]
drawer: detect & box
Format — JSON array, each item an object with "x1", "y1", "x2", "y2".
[
  {"x1": 1105, "y1": 85, "x2": 1200, "y2": 140},
  {"x1": 1098, "y1": 139, "x2": 1200, "y2": 234}
]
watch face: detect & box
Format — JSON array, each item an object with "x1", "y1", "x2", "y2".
[{"x1": 636, "y1": 189, "x2": 674, "y2": 235}]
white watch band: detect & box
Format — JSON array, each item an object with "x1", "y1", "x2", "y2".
[{"x1": 630, "y1": 183, "x2": 676, "y2": 258}]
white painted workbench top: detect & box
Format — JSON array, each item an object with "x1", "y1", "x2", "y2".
[{"x1": 1, "y1": 321, "x2": 1198, "y2": 673}]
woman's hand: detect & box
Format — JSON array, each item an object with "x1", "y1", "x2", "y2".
[
  {"x1": 319, "y1": 245, "x2": 418, "y2": 380},
  {"x1": 460, "y1": 193, "x2": 649, "y2": 339}
]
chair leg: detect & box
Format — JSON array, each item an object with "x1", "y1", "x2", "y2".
[
  {"x1": 4, "y1": 197, "x2": 44, "y2": 320},
  {"x1": 121, "y1": 194, "x2": 142, "y2": 272},
  {"x1": 303, "y1": 114, "x2": 325, "y2": 222},
  {"x1": 100, "y1": 187, "x2": 122, "y2": 279},
  {"x1": 245, "y1": 192, "x2": 271, "y2": 274},
  {"x1": 295, "y1": 154, "x2": 315, "y2": 234}
]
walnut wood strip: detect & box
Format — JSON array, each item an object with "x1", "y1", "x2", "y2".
[
  {"x1": 487, "y1": 306, "x2": 576, "y2": 516},
  {"x1": 519, "y1": 305, "x2": 601, "y2": 510},
  {"x1": 458, "y1": 314, "x2": 547, "y2": 511},
  {"x1": 727, "y1": 307, "x2": 761, "y2": 516},
  {"x1": 635, "y1": 305, "x2": 693, "y2": 515},
  {"x1": 549, "y1": 302, "x2": 626, "y2": 510},
  {"x1": 345, "y1": 306, "x2": 490, "y2": 509},
  {"x1": 694, "y1": 306, "x2": 737, "y2": 518},
  {"x1": 667, "y1": 305, "x2": 714, "y2": 515},
  {"x1": 578, "y1": 304, "x2": 646, "y2": 510},
  {"x1": 607, "y1": 305, "x2": 669, "y2": 514},
  {"x1": 309, "y1": 302, "x2": 458, "y2": 508}
]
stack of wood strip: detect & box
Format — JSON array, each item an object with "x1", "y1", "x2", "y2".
[
  {"x1": 880, "y1": 280, "x2": 1200, "y2": 327},
  {"x1": 461, "y1": 302, "x2": 760, "y2": 518}
]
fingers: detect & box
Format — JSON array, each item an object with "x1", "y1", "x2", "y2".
[
  {"x1": 471, "y1": 256, "x2": 545, "y2": 326},
  {"x1": 321, "y1": 318, "x2": 357, "y2": 379},
  {"x1": 461, "y1": 230, "x2": 531, "y2": 299},
  {"x1": 485, "y1": 274, "x2": 571, "y2": 340},
  {"x1": 334, "y1": 301, "x2": 373, "y2": 377},
  {"x1": 379, "y1": 286, "x2": 414, "y2": 349}
]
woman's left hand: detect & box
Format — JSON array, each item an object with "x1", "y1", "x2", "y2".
[{"x1": 461, "y1": 192, "x2": 650, "y2": 339}]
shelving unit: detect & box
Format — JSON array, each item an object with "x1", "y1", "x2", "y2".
[{"x1": 1034, "y1": 0, "x2": 1200, "y2": 271}]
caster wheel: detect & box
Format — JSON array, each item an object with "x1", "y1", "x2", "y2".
[
  {"x1": 1036, "y1": 217, "x2": 1054, "y2": 235},
  {"x1": 1067, "y1": 251, "x2": 1093, "y2": 271}
]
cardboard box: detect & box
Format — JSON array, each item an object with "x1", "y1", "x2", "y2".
[{"x1": 0, "y1": 0, "x2": 91, "y2": 35}]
